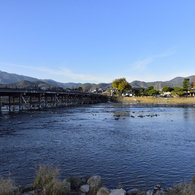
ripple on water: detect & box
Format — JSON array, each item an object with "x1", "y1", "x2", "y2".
[{"x1": 1, "y1": 104, "x2": 195, "y2": 189}]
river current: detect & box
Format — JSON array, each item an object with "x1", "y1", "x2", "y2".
[{"x1": 1, "y1": 103, "x2": 195, "y2": 190}]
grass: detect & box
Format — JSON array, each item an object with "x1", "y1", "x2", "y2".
[
  {"x1": 112, "y1": 96, "x2": 195, "y2": 105},
  {"x1": 32, "y1": 164, "x2": 70, "y2": 195},
  {"x1": 0, "y1": 176, "x2": 15, "y2": 195}
]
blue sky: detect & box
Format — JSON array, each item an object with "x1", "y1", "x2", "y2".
[{"x1": 0, "y1": 1, "x2": 195, "y2": 84}]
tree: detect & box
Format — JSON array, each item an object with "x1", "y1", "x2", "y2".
[
  {"x1": 138, "y1": 86, "x2": 160, "y2": 96},
  {"x1": 142, "y1": 86, "x2": 154, "y2": 96},
  {"x1": 190, "y1": 89, "x2": 193, "y2": 95},
  {"x1": 162, "y1": 86, "x2": 173, "y2": 92},
  {"x1": 147, "y1": 86, "x2": 154, "y2": 91},
  {"x1": 75, "y1": 87, "x2": 83, "y2": 91},
  {"x1": 112, "y1": 78, "x2": 131, "y2": 92},
  {"x1": 148, "y1": 89, "x2": 160, "y2": 96},
  {"x1": 116, "y1": 90, "x2": 122, "y2": 96},
  {"x1": 78, "y1": 87, "x2": 82, "y2": 91},
  {"x1": 139, "y1": 89, "x2": 144, "y2": 96},
  {"x1": 135, "y1": 89, "x2": 144, "y2": 96},
  {"x1": 183, "y1": 78, "x2": 190, "y2": 92},
  {"x1": 172, "y1": 87, "x2": 185, "y2": 96}
]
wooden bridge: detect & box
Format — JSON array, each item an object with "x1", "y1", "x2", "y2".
[{"x1": 0, "y1": 88, "x2": 108, "y2": 112}]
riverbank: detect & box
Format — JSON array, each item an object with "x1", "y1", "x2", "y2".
[
  {"x1": 111, "y1": 96, "x2": 195, "y2": 106},
  {"x1": 1, "y1": 163, "x2": 195, "y2": 195}
]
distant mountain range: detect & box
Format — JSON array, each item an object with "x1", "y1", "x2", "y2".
[{"x1": 0, "y1": 70, "x2": 194, "y2": 91}]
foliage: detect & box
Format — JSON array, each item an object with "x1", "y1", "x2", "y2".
[
  {"x1": 0, "y1": 176, "x2": 15, "y2": 195},
  {"x1": 183, "y1": 78, "x2": 190, "y2": 92},
  {"x1": 135, "y1": 89, "x2": 143, "y2": 96},
  {"x1": 143, "y1": 89, "x2": 149, "y2": 96},
  {"x1": 147, "y1": 86, "x2": 154, "y2": 91},
  {"x1": 148, "y1": 89, "x2": 160, "y2": 96},
  {"x1": 116, "y1": 91, "x2": 122, "y2": 96},
  {"x1": 134, "y1": 86, "x2": 158, "y2": 96},
  {"x1": 74, "y1": 87, "x2": 83, "y2": 91},
  {"x1": 137, "y1": 86, "x2": 160, "y2": 96},
  {"x1": 112, "y1": 78, "x2": 131, "y2": 92},
  {"x1": 33, "y1": 164, "x2": 69, "y2": 195},
  {"x1": 172, "y1": 87, "x2": 185, "y2": 96},
  {"x1": 106, "y1": 89, "x2": 111, "y2": 95},
  {"x1": 162, "y1": 86, "x2": 173, "y2": 92}
]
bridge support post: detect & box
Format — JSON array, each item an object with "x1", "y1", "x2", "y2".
[
  {"x1": 12, "y1": 96, "x2": 15, "y2": 111},
  {"x1": 19, "y1": 94, "x2": 22, "y2": 110},
  {"x1": 55, "y1": 95, "x2": 59, "y2": 107},
  {"x1": 54, "y1": 94, "x2": 56, "y2": 107},
  {"x1": 0, "y1": 96, "x2": 2, "y2": 113},
  {"x1": 39, "y1": 94, "x2": 41, "y2": 109},
  {"x1": 80, "y1": 95, "x2": 84, "y2": 104},
  {"x1": 9, "y1": 96, "x2": 11, "y2": 112},
  {"x1": 30, "y1": 96, "x2": 32, "y2": 109},
  {"x1": 45, "y1": 95, "x2": 47, "y2": 108},
  {"x1": 74, "y1": 95, "x2": 77, "y2": 105},
  {"x1": 64, "y1": 95, "x2": 68, "y2": 106}
]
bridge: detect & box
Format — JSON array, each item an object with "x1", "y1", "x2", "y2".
[{"x1": 0, "y1": 88, "x2": 108, "y2": 112}]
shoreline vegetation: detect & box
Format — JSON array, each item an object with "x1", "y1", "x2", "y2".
[
  {"x1": 1, "y1": 165, "x2": 195, "y2": 195},
  {"x1": 110, "y1": 96, "x2": 195, "y2": 106}
]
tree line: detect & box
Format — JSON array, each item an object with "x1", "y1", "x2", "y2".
[{"x1": 112, "y1": 78, "x2": 193, "y2": 96}]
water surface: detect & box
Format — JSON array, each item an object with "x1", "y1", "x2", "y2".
[{"x1": 1, "y1": 103, "x2": 195, "y2": 190}]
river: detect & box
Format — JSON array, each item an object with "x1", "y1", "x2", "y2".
[{"x1": 1, "y1": 103, "x2": 195, "y2": 190}]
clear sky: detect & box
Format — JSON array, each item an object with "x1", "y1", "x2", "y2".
[{"x1": 0, "y1": 0, "x2": 195, "y2": 84}]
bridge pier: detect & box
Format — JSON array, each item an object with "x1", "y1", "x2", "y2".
[
  {"x1": 0, "y1": 89, "x2": 108, "y2": 113},
  {"x1": 44, "y1": 95, "x2": 47, "y2": 108},
  {"x1": 19, "y1": 94, "x2": 22, "y2": 110},
  {"x1": 39, "y1": 94, "x2": 41, "y2": 109},
  {"x1": 12, "y1": 96, "x2": 15, "y2": 111},
  {"x1": 8, "y1": 96, "x2": 10, "y2": 111},
  {"x1": 0, "y1": 96, "x2": 2, "y2": 113}
]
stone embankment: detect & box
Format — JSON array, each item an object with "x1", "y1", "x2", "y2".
[
  {"x1": 111, "y1": 96, "x2": 195, "y2": 106},
  {"x1": 11, "y1": 175, "x2": 195, "y2": 195}
]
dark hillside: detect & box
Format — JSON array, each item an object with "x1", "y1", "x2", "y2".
[{"x1": 0, "y1": 70, "x2": 194, "y2": 91}]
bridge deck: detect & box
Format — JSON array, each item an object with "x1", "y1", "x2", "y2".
[{"x1": 0, "y1": 88, "x2": 108, "y2": 112}]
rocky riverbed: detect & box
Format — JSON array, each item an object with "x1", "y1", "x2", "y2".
[{"x1": 4, "y1": 174, "x2": 195, "y2": 195}]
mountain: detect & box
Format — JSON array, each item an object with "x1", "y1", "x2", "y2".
[
  {"x1": 130, "y1": 76, "x2": 195, "y2": 90},
  {"x1": 131, "y1": 81, "x2": 148, "y2": 88},
  {"x1": 167, "y1": 76, "x2": 190, "y2": 87},
  {"x1": 0, "y1": 70, "x2": 194, "y2": 91},
  {"x1": 0, "y1": 70, "x2": 39, "y2": 84},
  {"x1": 41, "y1": 79, "x2": 83, "y2": 88},
  {"x1": 0, "y1": 70, "x2": 113, "y2": 90},
  {"x1": 2, "y1": 80, "x2": 51, "y2": 89}
]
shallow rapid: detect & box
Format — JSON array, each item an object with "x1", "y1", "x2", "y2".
[{"x1": 1, "y1": 103, "x2": 195, "y2": 190}]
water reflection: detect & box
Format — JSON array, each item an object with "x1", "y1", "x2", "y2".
[{"x1": 183, "y1": 107, "x2": 189, "y2": 120}]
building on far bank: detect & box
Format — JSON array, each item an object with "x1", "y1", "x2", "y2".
[
  {"x1": 122, "y1": 88, "x2": 145, "y2": 97},
  {"x1": 160, "y1": 91, "x2": 172, "y2": 97}
]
